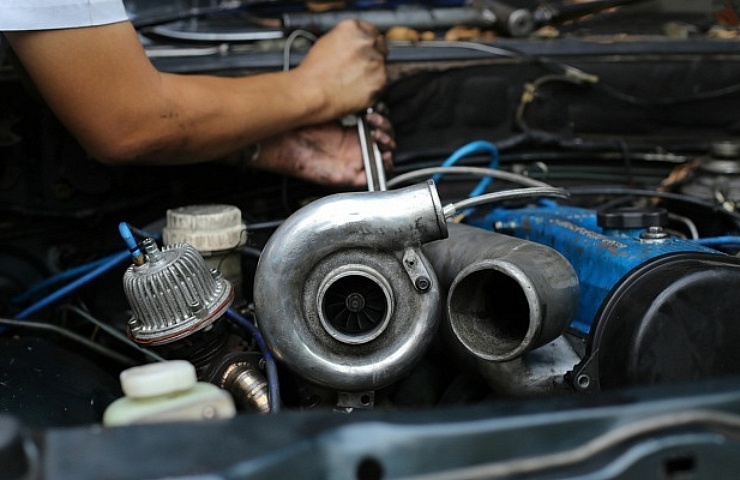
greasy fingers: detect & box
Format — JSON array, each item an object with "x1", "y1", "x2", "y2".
[
  {"x1": 381, "y1": 151, "x2": 393, "y2": 172},
  {"x1": 366, "y1": 111, "x2": 394, "y2": 141},
  {"x1": 366, "y1": 110, "x2": 395, "y2": 171},
  {"x1": 375, "y1": 34, "x2": 389, "y2": 57}
]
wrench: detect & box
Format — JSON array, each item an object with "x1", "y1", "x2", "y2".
[{"x1": 344, "y1": 109, "x2": 387, "y2": 192}]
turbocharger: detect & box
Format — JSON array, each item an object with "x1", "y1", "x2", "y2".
[{"x1": 253, "y1": 181, "x2": 448, "y2": 393}]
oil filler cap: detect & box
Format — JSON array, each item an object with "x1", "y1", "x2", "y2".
[{"x1": 597, "y1": 207, "x2": 667, "y2": 230}]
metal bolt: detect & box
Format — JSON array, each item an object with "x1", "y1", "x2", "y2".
[
  {"x1": 576, "y1": 374, "x2": 591, "y2": 390},
  {"x1": 127, "y1": 318, "x2": 141, "y2": 333},
  {"x1": 345, "y1": 293, "x2": 366, "y2": 312},
  {"x1": 415, "y1": 276, "x2": 431, "y2": 292},
  {"x1": 640, "y1": 226, "x2": 669, "y2": 241}
]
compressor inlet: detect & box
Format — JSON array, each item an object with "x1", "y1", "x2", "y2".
[{"x1": 317, "y1": 266, "x2": 393, "y2": 345}]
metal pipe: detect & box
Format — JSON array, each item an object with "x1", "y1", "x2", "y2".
[
  {"x1": 254, "y1": 181, "x2": 447, "y2": 392},
  {"x1": 219, "y1": 361, "x2": 270, "y2": 414},
  {"x1": 423, "y1": 223, "x2": 578, "y2": 363}
]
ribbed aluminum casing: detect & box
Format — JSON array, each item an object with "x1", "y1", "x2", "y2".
[{"x1": 124, "y1": 241, "x2": 234, "y2": 345}]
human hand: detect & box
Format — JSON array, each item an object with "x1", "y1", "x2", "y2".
[
  {"x1": 253, "y1": 111, "x2": 395, "y2": 188},
  {"x1": 296, "y1": 20, "x2": 388, "y2": 122}
]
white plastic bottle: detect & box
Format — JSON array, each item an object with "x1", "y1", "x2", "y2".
[{"x1": 103, "y1": 360, "x2": 236, "y2": 427}]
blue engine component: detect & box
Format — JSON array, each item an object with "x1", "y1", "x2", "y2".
[{"x1": 469, "y1": 202, "x2": 721, "y2": 334}]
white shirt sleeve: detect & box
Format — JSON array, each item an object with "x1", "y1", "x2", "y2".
[{"x1": 0, "y1": 0, "x2": 130, "y2": 31}]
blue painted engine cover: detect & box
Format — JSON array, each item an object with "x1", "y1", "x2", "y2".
[{"x1": 470, "y1": 203, "x2": 721, "y2": 334}]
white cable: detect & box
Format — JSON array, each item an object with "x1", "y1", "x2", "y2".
[
  {"x1": 443, "y1": 187, "x2": 569, "y2": 218},
  {"x1": 387, "y1": 166, "x2": 553, "y2": 189},
  {"x1": 390, "y1": 40, "x2": 518, "y2": 57},
  {"x1": 283, "y1": 30, "x2": 317, "y2": 71}
]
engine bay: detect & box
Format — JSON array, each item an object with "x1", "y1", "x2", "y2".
[{"x1": 4, "y1": 0, "x2": 740, "y2": 478}]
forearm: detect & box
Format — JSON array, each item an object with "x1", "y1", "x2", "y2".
[
  {"x1": 120, "y1": 68, "x2": 332, "y2": 165},
  {"x1": 5, "y1": 19, "x2": 384, "y2": 167}
]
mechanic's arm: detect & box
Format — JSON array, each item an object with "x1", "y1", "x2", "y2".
[{"x1": 4, "y1": 19, "x2": 387, "y2": 166}]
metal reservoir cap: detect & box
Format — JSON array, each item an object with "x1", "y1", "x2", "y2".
[
  {"x1": 163, "y1": 204, "x2": 247, "y2": 252},
  {"x1": 124, "y1": 239, "x2": 234, "y2": 345}
]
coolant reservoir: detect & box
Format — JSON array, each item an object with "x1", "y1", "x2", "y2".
[{"x1": 103, "y1": 360, "x2": 236, "y2": 426}]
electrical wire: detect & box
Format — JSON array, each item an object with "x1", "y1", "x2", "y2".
[
  {"x1": 398, "y1": 145, "x2": 693, "y2": 173},
  {"x1": 511, "y1": 55, "x2": 740, "y2": 159},
  {"x1": 515, "y1": 70, "x2": 597, "y2": 142},
  {"x1": 59, "y1": 305, "x2": 166, "y2": 363},
  {"x1": 595, "y1": 79, "x2": 740, "y2": 107},
  {"x1": 387, "y1": 166, "x2": 552, "y2": 189},
  {"x1": 400, "y1": 40, "x2": 519, "y2": 58},
  {"x1": 443, "y1": 187, "x2": 569, "y2": 218},
  {"x1": 528, "y1": 51, "x2": 740, "y2": 108},
  {"x1": 667, "y1": 212, "x2": 700, "y2": 240},
  {"x1": 245, "y1": 219, "x2": 285, "y2": 231},
  {"x1": 226, "y1": 308, "x2": 281, "y2": 413},
  {"x1": 567, "y1": 186, "x2": 740, "y2": 225},
  {"x1": 0, "y1": 317, "x2": 138, "y2": 367}
]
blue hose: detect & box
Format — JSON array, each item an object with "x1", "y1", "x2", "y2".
[
  {"x1": 12, "y1": 251, "x2": 125, "y2": 305},
  {"x1": 226, "y1": 308, "x2": 281, "y2": 413},
  {"x1": 118, "y1": 222, "x2": 143, "y2": 258},
  {"x1": 15, "y1": 250, "x2": 131, "y2": 320},
  {"x1": 12, "y1": 222, "x2": 158, "y2": 319},
  {"x1": 432, "y1": 140, "x2": 500, "y2": 186},
  {"x1": 432, "y1": 141, "x2": 500, "y2": 216},
  {"x1": 695, "y1": 236, "x2": 740, "y2": 247}
]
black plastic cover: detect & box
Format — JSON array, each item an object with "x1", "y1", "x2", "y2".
[
  {"x1": 596, "y1": 207, "x2": 667, "y2": 229},
  {"x1": 582, "y1": 253, "x2": 740, "y2": 390}
]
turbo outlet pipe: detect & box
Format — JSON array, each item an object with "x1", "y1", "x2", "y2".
[
  {"x1": 423, "y1": 223, "x2": 579, "y2": 392},
  {"x1": 254, "y1": 181, "x2": 448, "y2": 392}
]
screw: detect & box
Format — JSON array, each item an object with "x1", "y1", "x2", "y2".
[
  {"x1": 576, "y1": 374, "x2": 591, "y2": 390},
  {"x1": 415, "y1": 276, "x2": 431, "y2": 292}
]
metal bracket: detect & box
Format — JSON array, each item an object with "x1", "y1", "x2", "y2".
[
  {"x1": 401, "y1": 248, "x2": 433, "y2": 293},
  {"x1": 337, "y1": 390, "x2": 375, "y2": 409}
]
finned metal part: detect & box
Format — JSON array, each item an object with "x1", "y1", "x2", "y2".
[{"x1": 124, "y1": 239, "x2": 234, "y2": 346}]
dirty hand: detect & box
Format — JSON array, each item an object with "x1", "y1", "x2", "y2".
[
  {"x1": 296, "y1": 19, "x2": 388, "y2": 121},
  {"x1": 254, "y1": 111, "x2": 395, "y2": 188}
]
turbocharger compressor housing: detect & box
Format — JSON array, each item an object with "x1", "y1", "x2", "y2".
[{"x1": 254, "y1": 181, "x2": 448, "y2": 392}]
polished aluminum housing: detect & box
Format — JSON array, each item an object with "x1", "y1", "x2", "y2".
[
  {"x1": 124, "y1": 239, "x2": 234, "y2": 345},
  {"x1": 254, "y1": 181, "x2": 448, "y2": 392}
]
